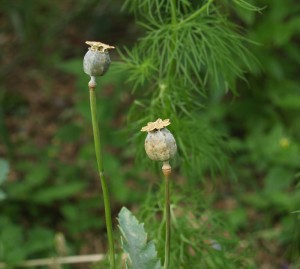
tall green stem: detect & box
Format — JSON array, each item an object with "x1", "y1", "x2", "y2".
[
  {"x1": 163, "y1": 172, "x2": 171, "y2": 269},
  {"x1": 161, "y1": 3, "x2": 176, "y2": 264},
  {"x1": 162, "y1": 160, "x2": 172, "y2": 269},
  {"x1": 89, "y1": 85, "x2": 115, "y2": 269}
]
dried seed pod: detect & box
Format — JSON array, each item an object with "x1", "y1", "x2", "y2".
[
  {"x1": 83, "y1": 41, "x2": 115, "y2": 77},
  {"x1": 141, "y1": 119, "x2": 177, "y2": 162}
]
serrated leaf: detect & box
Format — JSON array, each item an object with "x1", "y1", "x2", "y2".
[
  {"x1": 118, "y1": 207, "x2": 162, "y2": 269},
  {"x1": 0, "y1": 159, "x2": 9, "y2": 185}
]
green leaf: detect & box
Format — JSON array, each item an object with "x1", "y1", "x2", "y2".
[
  {"x1": 0, "y1": 159, "x2": 9, "y2": 185},
  {"x1": 118, "y1": 207, "x2": 162, "y2": 269},
  {"x1": 26, "y1": 227, "x2": 55, "y2": 255},
  {"x1": 0, "y1": 218, "x2": 26, "y2": 264},
  {"x1": 55, "y1": 123, "x2": 83, "y2": 142},
  {"x1": 31, "y1": 182, "x2": 86, "y2": 204},
  {"x1": 265, "y1": 167, "x2": 294, "y2": 192},
  {"x1": 0, "y1": 190, "x2": 6, "y2": 200}
]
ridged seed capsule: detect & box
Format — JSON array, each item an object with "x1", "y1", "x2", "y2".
[
  {"x1": 83, "y1": 41, "x2": 115, "y2": 77},
  {"x1": 141, "y1": 118, "x2": 177, "y2": 162}
]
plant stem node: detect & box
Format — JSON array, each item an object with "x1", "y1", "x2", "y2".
[
  {"x1": 89, "y1": 76, "x2": 97, "y2": 89},
  {"x1": 162, "y1": 161, "x2": 172, "y2": 176}
]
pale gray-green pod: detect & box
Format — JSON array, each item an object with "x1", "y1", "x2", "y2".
[
  {"x1": 83, "y1": 49, "x2": 110, "y2": 76},
  {"x1": 145, "y1": 128, "x2": 177, "y2": 161}
]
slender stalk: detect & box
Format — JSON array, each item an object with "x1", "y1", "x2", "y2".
[
  {"x1": 162, "y1": 161, "x2": 172, "y2": 269},
  {"x1": 164, "y1": 173, "x2": 171, "y2": 269},
  {"x1": 169, "y1": 0, "x2": 178, "y2": 68},
  {"x1": 89, "y1": 84, "x2": 115, "y2": 269},
  {"x1": 166, "y1": 0, "x2": 178, "y2": 96},
  {"x1": 179, "y1": 0, "x2": 214, "y2": 25},
  {"x1": 170, "y1": 0, "x2": 177, "y2": 25}
]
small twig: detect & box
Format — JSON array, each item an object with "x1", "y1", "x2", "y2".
[{"x1": 0, "y1": 254, "x2": 104, "y2": 268}]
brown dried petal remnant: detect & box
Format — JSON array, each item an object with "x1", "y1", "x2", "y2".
[
  {"x1": 85, "y1": 41, "x2": 115, "y2": 52},
  {"x1": 141, "y1": 118, "x2": 171, "y2": 132}
]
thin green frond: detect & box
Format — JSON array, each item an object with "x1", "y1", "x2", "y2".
[
  {"x1": 233, "y1": 0, "x2": 265, "y2": 12},
  {"x1": 117, "y1": 46, "x2": 158, "y2": 91},
  {"x1": 137, "y1": 188, "x2": 255, "y2": 268}
]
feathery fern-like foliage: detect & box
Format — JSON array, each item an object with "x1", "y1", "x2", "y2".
[
  {"x1": 137, "y1": 186, "x2": 255, "y2": 268},
  {"x1": 117, "y1": 0, "x2": 259, "y2": 178}
]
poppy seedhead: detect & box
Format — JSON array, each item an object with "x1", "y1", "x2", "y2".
[
  {"x1": 83, "y1": 41, "x2": 115, "y2": 78},
  {"x1": 142, "y1": 118, "x2": 177, "y2": 162}
]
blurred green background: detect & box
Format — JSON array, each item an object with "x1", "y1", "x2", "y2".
[{"x1": 0, "y1": 0, "x2": 299, "y2": 268}]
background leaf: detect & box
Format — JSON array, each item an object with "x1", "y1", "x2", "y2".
[
  {"x1": 118, "y1": 207, "x2": 162, "y2": 269},
  {"x1": 0, "y1": 159, "x2": 9, "y2": 185}
]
